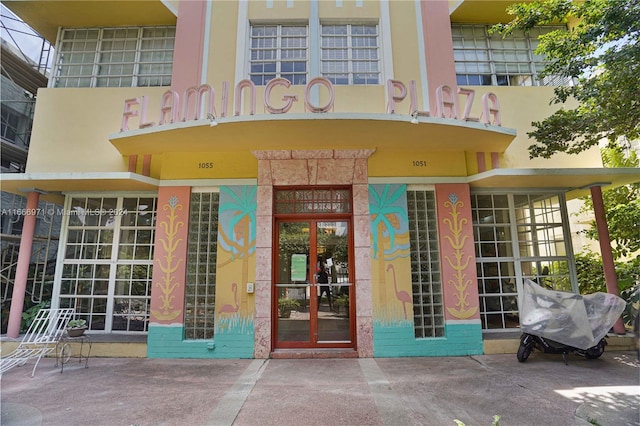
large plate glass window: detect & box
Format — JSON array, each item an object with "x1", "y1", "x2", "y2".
[
  {"x1": 58, "y1": 196, "x2": 157, "y2": 333},
  {"x1": 471, "y1": 192, "x2": 575, "y2": 331}
]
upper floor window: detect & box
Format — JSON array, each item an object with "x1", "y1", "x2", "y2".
[
  {"x1": 321, "y1": 24, "x2": 380, "y2": 85},
  {"x1": 249, "y1": 24, "x2": 308, "y2": 86},
  {"x1": 54, "y1": 26, "x2": 175, "y2": 88},
  {"x1": 452, "y1": 24, "x2": 570, "y2": 87}
]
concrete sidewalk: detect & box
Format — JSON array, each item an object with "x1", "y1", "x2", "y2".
[{"x1": 1, "y1": 352, "x2": 638, "y2": 426}]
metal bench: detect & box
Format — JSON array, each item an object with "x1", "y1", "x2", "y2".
[{"x1": 1, "y1": 308, "x2": 75, "y2": 377}]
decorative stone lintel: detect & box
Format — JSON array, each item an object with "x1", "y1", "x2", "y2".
[{"x1": 252, "y1": 149, "x2": 375, "y2": 161}]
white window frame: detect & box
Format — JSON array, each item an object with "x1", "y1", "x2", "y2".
[
  {"x1": 471, "y1": 191, "x2": 577, "y2": 331},
  {"x1": 53, "y1": 194, "x2": 157, "y2": 334},
  {"x1": 320, "y1": 22, "x2": 381, "y2": 85},
  {"x1": 52, "y1": 26, "x2": 175, "y2": 88},
  {"x1": 248, "y1": 23, "x2": 309, "y2": 86},
  {"x1": 452, "y1": 24, "x2": 570, "y2": 87}
]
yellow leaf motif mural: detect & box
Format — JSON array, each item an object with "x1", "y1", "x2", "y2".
[
  {"x1": 151, "y1": 195, "x2": 184, "y2": 321},
  {"x1": 442, "y1": 193, "x2": 477, "y2": 319}
]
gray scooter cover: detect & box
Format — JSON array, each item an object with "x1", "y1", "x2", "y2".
[{"x1": 519, "y1": 279, "x2": 625, "y2": 350}]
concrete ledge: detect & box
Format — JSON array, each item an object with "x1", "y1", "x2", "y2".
[
  {"x1": 1, "y1": 335, "x2": 147, "y2": 359},
  {"x1": 483, "y1": 333, "x2": 637, "y2": 355}
]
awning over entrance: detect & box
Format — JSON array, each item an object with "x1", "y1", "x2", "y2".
[
  {"x1": 109, "y1": 113, "x2": 517, "y2": 155},
  {"x1": 468, "y1": 167, "x2": 640, "y2": 199},
  {"x1": 0, "y1": 172, "x2": 159, "y2": 202}
]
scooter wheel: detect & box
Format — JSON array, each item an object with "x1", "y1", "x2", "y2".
[
  {"x1": 585, "y1": 340, "x2": 606, "y2": 359},
  {"x1": 517, "y1": 342, "x2": 533, "y2": 362}
]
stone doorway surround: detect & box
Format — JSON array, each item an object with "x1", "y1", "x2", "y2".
[{"x1": 252, "y1": 149, "x2": 375, "y2": 358}]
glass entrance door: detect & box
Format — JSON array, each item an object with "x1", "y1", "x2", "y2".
[{"x1": 275, "y1": 220, "x2": 353, "y2": 348}]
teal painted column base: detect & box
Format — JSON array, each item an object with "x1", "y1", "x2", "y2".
[
  {"x1": 147, "y1": 325, "x2": 255, "y2": 358},
  {"x1": 373, "y1": 320, "x2": 483, "y2": 357}
]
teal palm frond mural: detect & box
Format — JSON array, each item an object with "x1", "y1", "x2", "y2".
[
  {"x1": 218, "y1": 186, "x2": 257, "y2": 258},
  {"x1": 369, "y1": 184, "x2": 408, "y2": 259}
]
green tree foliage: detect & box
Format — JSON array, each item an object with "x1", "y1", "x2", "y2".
[
  {"x1": 578, "y1": 146, "x2": 640, "y2": 259},
  {"x1": 573, "y1": 251, "x2": 640, "y2": 327},
  {"x1": 493, "y1": 0, "x2": 640, "y2": 158}
]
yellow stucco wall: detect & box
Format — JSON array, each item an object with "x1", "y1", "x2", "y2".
[
  {"x1": 467, "y1": 86, "x2": 603, "y2": 169},
  {"x1": 26, "y1": 87, "x2": 165, "y2": 174},
  {"x1": 23, "y1": 1, "x2": 602, "y2": 179}
]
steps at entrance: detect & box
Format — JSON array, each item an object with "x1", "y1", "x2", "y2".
[{"x1": 271, "y1": 348, "x2": 359, "y2": 359}]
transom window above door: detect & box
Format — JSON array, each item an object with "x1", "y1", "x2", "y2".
[{"x1": 274, "y1": 188, "x2": 352, "y2": 214}]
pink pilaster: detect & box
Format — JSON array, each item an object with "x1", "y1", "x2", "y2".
[
  {"x1": 149, "y1": 186, "x2": 191, "y2": 324},
  {"x1": 590, "y1": 185, "x2": 626, "y2": 334},
  {"x1": 435, "y1": 184, "x2": 480, "y2": 321},
  {"x1": 252, "y1": 149, "x2": 375, "y2": 357},
  {"x1": 419, "y1": 0, "x2": 458, "y2": 113},
  {"x1": 171, "y1": 0, "x2": 207, "y2": 95},
  {"x1": 7, "y1": 192, "x2": 39, "y2": 337}
]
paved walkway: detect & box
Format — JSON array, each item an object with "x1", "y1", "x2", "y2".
[{"x1": 1, "y1": 352, "x2": 639, "y2": 426}]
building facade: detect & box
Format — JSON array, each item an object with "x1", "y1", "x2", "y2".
[{"x1": 3, "y1": 0, "x2": 638, "y2": 358}]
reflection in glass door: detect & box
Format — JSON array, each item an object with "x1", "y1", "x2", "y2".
[{"x1": 275, "y1": 220, "x2": 352, "y2": 348}]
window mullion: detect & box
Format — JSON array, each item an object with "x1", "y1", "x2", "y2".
[
  {"x1": 347, "y1": 25, "x2": 353, "y2": 84},
  {"x1": 104, "y1": 198, "x2": 124, "y2": 332},
  {"x1": 276, "y1": 25, "x2": 282, "y2": 77},
  {"x1": 92, "y1": 28, "x2": 104, "y2": 88},
  {"x1": 132, "y1": 27, "x2": 143, "y2": 87}
]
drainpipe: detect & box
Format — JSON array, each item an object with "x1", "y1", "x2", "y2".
[
  {"x1": 590, "y1": 185, "x2": 626, "y2": 335},
  {"x1": 7, "y1": 191, "x2": 40, "y2": 338}
]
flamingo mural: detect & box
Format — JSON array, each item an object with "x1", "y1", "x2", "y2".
[
  {"x1": 219, "y1": 283, "x2": 239, "y2": 314},
  {"x1": 369, "y1": 184, "x2": 406, "y2": 306},
  {"x1": 387, "y1": 264, "x2": 412, "y2": 320},
  {"x1": 217, "y1": 186, "x2": 257, "y2": 318}
]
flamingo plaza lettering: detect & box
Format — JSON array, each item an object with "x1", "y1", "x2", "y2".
[{"x1": 120, "y1": 77, "x2": 502, "y2": 132}]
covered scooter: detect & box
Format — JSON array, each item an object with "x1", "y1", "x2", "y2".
[{"x1": 517, "y1": 279, "x2": 625, "y2": 364}]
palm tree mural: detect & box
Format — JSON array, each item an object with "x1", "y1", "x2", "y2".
[
  {"x1": 369, "y1": 184, "x2": 407, "y2": 307},
  {"x1": 218, "y1": 186, "x2": 257, "y2": 315}
]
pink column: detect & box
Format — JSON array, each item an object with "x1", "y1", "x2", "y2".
[
  {"x1": 149, "y1": 187, "x2": 191, "y2": 324},
  {"x1": 419, "y1": 0, "x2": 458, "y2": 113},
  {"x1": 590, "y1": 185, "x2": 626, "y2": 334},
  {"x1": 435, "y1": 184, "x2": 480, "y2": 321},
  {"x1": 7, "y1": 192, "x2": 40, "y2": 337},
  {"x1": 171, "y1": 0, "x2": 207, "y2": 95}
]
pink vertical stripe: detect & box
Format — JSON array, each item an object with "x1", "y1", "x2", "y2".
[
  {"x1": 172, "y1": 1, "x2": 207, "y2": 95},
  {"x1": 491, "y1": 152, "x2": 500, "y2": 169},
  {"x1": 476, "y1": 152, "x2": 486, "y2": 173},
  {"x1": 142, "y1": 155, "x2": 152, "y2": 176},
  {"x1": 128, "y1": 155, "x2": 138, "y2": 173},
  {"x1": 419, "y1": 1, "x2": 458, "y2": 113}
]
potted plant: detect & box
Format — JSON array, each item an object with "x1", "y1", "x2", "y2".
[
  {"x1": 278, "y1": 298, "x2": 300, "y2": 318},
  {"x1": 66, "y1": 319, "x2": 87, "y2": 337}
]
